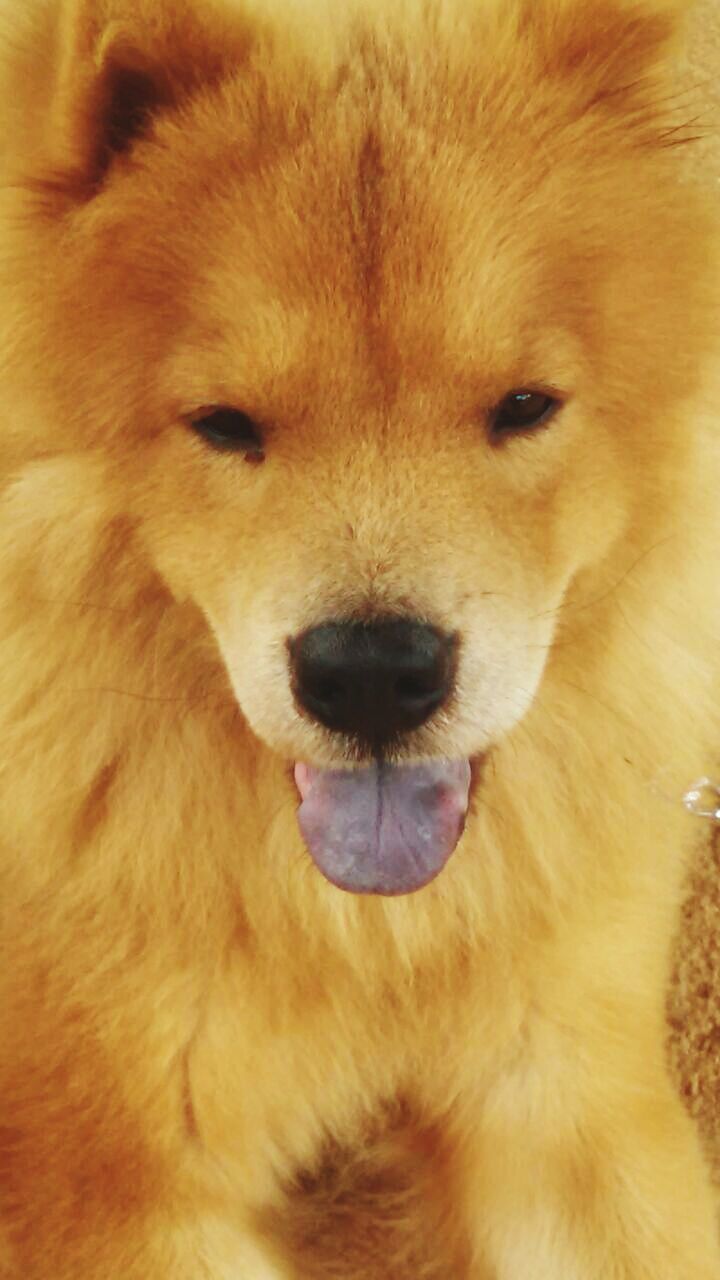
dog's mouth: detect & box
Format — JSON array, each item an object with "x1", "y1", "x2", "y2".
[{"x1": 293, "y1": 758, "x2": 476, "y2": 896}]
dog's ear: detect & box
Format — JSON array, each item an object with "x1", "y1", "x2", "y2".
[
  {"x1": 54, "y1": 0, "x2": 255, "y2": 186},
  {"x1": 529, "y1": 0, "x2": 691, "y2": 88},
  {"x1": 502, "y1": 0, "x2": 697, "y2": 146},
  {"x1": 34, "y1": 0, "x2": 254, "y2": 191}
]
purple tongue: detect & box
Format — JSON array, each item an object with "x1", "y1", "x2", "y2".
[{"x1": 294, "y1": 759, "x2": 471, "y2": 896}]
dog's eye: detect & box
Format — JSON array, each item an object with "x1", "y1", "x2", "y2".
[
  {"x1": 189, "y1": 407, "x2": 265, "y2": 459},
  {"x1": 490, "y1": 391, "x2": 560, "y2": 440}
]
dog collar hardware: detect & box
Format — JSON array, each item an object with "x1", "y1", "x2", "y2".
[{"x1": 683, "y1": 779, "x2": 720, "y2": 823}]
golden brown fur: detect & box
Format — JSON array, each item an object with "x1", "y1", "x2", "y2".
[{"x1": 0, "y1": 1, "x2": 719, "y2": 1276}]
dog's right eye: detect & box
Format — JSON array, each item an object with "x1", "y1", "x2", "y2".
[
  {"x1": 489, "y1": 390, "x2": 561, "y2": 442},
  {"x1": 188, "y1": 407, "x2": 265, "y2": 460}
]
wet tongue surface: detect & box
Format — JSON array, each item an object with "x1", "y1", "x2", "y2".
[{"x1": 294, "y1": 759, "x2": 471, "y2": 896}]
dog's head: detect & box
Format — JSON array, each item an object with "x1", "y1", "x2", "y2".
[{"x1": 2, "y1": 0, "x2": 714, "y2": 892}]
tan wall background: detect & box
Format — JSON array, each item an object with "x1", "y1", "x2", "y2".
[
  {"x1": 686, "y1": 0, "x2": 720, "y2": 184},
  {"x1": 667, "y1": 0, "x2": 720, "y2": 1185}
]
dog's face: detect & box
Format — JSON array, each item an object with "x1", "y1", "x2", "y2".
[{"x1": 4, "y1": 0, "x2": 713, "y2": 891}]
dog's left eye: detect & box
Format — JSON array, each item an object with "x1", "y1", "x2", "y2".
[
  {"x1": 188, "y1": 407, "x2": 265, "y2": 459},
  {"x1": 490, "y1": 390, "x2": 560, "y2": 440}
]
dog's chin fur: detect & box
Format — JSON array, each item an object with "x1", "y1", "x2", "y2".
[{"x1": 0, "y1": 1, "x2": 719, "y2": 1277}]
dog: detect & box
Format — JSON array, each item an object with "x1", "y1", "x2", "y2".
[{"x1": 0, "y1": 0, "x2": 719, "y2": 1276}]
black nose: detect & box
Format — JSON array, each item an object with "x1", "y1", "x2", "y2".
[{"x1": 290, "y1": 619, "x2": 457, "y2": 751}]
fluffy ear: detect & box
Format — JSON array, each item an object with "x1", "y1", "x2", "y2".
[
  {"x1": 502, "y1": 0, "x2": 691, "y2": 122},
  {"x1": 54, "y1": 0, "x2": 255, "y2": 184},
  {"x1": 521, "y1": 0, "x2": 693, "y2": 98},
  {"x1": 40, "y1": 0, "x2": 253, "y2": 190}
]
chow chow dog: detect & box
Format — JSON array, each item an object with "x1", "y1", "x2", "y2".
[{"x1": 0, "y1": 0, "x2": 719, "y2": 1276}]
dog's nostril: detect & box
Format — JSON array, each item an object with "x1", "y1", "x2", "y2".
[
  {"x1": 312, "y1": 677, "x2": 344, "y2": 704},
  {"x1": 395, "y1": 674, "x2": 436, "y2": 699}
]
